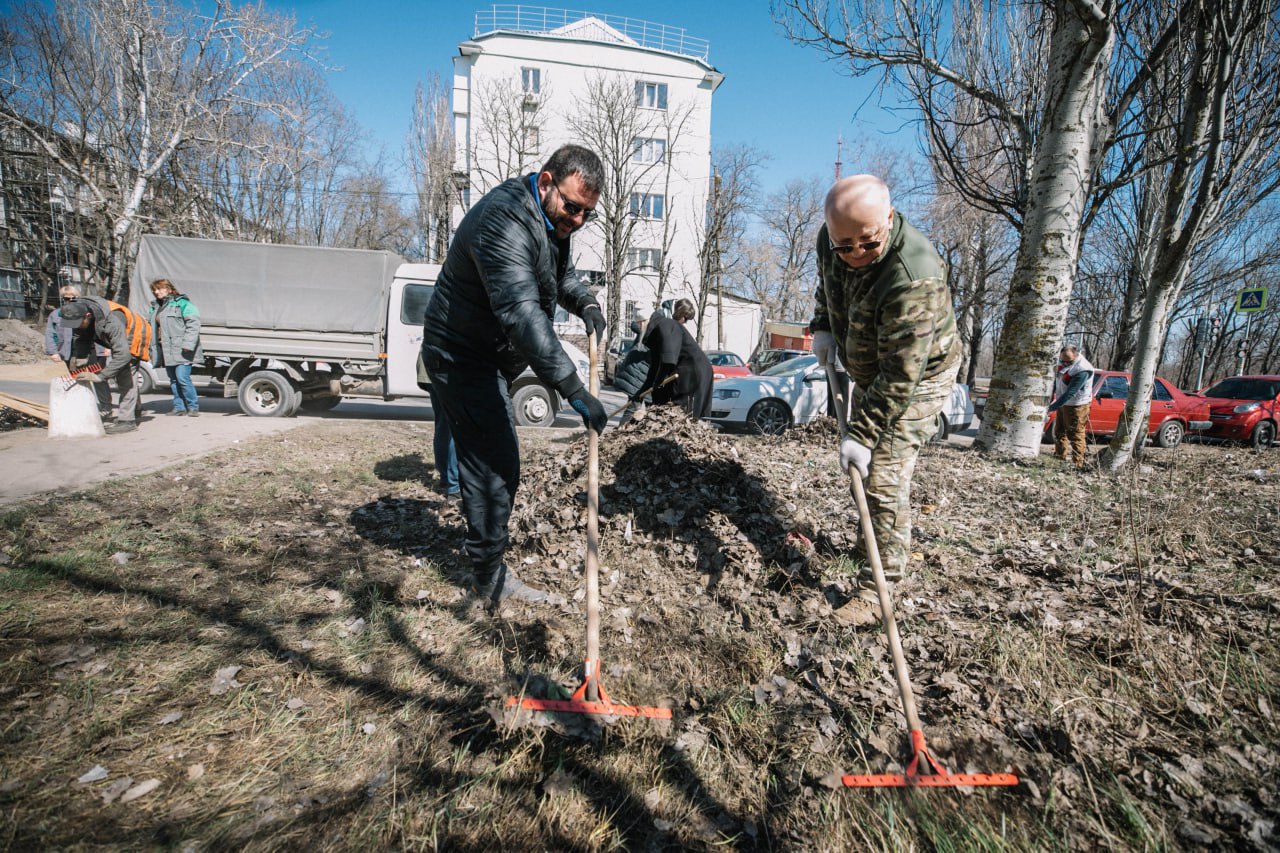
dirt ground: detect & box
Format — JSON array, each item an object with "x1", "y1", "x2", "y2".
[
  {"x1": 0, "y1": 319, "x2": 48, "y2": 365},
  {"x1": 0, "y1": 407, "x2": 1277, "y2": 850}
]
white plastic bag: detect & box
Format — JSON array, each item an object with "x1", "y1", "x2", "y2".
[{"x1": 47, "y1": 377, "x2": 105, "y2": 439}]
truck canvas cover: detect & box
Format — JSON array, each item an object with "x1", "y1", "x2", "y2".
[{"x1": 131, "y1": 235, "x2": 402, "y2": 334}]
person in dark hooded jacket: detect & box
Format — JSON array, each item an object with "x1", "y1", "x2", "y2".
[
  {"x1": 611, "y1": 319, "x2": 651, "y2": 424},
  {"x1": 420, "y1": 144, "x2": 608, "y2": 605},
  {"x1": 639, "y1": 298, "x2": 713, "y2": 418}
]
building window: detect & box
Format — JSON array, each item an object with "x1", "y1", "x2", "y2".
[
  {"x1": 579, "y1": 270, "x2": 606, "y2": 291},
  {"x1": 523, "y1": 125, "x2": 540, "y2": 150},
  {"x1": 629, "y1": 192, "x2": 664, "y2": 220},
  {"x1": 632, "y1": 137, "x2": 666, "y2": 164},
  {"x1": 626, "y1": 248, "x2": 663, "y2": 271},
  {"x1": 521, "y1": 67, "x2": 541, "y2": 95},
  {"x1": 625, "y1": 300, "x2": 639, "y2": 323},
  {"x1": 635, "y1": 80, "x2": 668, "y2": 110}
]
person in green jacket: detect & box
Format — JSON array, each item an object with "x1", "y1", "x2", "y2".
[
  {"x1": 148, "y1": 278, "x2": 203, "y2": 416},
  {"x1": 810, "y1": 175, "x2": 961, "y2": 626}
]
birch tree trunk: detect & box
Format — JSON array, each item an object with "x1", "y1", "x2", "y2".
[{"x1": 976, "y1": 1, "x2": 1114, "y2": 454}]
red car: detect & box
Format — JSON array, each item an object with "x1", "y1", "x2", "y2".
[
  {"x1": 1197, "y1": 375, "x2": 1280, "y2": 449},
  {"x1": 1043, "y1": 369, "x2": 1210, "y2": 448},
  {"x1": 706, "y1": 350, "x2": 752, "y2": 381}
]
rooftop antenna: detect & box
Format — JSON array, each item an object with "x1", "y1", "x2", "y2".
[{"x1": 834, "y1": 134, "x2": 844, "y2": 181}]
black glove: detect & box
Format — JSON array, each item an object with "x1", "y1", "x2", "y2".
[
  {"x1": 568, "y1": 388, "x2": 607, "y2": 435},
  {"x1": 582, "y1": 306, "x2": 605, "y2": 344},
  {"x1": 180, "y1": 348, "x2": 196, "y2": 361}
]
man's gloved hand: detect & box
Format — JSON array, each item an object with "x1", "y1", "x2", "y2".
[
  {"x1": 811, "y1": 330, "x2": 836, "y2": 365},
  {"x1": 569, "y1": 389, "x2": 608, "y2": 435},
  {"x1": 74, "y1": 371, "x2": 102, "y2": 384},
  {"x1": 181, "y1": 348, "x2": 196, "y2": 361},
  {"x1": 839, "y1": 435, "x2": 871, "y2": 479},
  {"x1": 582, "y1": 306, "x2": 606, "y2": 344}
]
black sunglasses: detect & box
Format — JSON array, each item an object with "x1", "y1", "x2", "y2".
[
  {"x1": 554, "y1": 182, "x2": 597, "y2": 221},
  {"x1": 829, "y1": 238, "x2": 882, "y2": 255}
]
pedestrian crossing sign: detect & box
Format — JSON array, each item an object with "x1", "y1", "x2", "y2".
[{"x1": 1236, "y1": 288, "x2": 1267, "y2": 313}]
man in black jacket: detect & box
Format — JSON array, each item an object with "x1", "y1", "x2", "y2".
[{"x1": 421, "y1": 144, "x2": 608, "y2": 605}]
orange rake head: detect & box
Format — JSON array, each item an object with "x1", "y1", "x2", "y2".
[
  {"x1": 505, "y1": 658, "x2": 672, "y2": 720},
  {"x1": 59, "y1": 363, "x2": 103, "y2": 391},
  {"x1": 839, "y1": 730, "x2": 1018, "y2": 788}
]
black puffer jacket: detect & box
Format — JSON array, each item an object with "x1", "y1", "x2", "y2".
[
  {"x1": 612, "y1": 342, "x2": 650, "y2": 399},
  {"x1": 422, "y1": 175, "x2": 599, "y2": 398}
]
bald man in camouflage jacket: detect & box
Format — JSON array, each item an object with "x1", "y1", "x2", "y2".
[{"x1": 810, "y1": 175, "x2": 960, "y2": 626}]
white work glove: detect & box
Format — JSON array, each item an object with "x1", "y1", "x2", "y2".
[
  {"x1": 811, "y1": 330, "x2": 836, "y2": 366},
  {"x1": 840, "y1": 435, "x2": 871, "y2": 479}
]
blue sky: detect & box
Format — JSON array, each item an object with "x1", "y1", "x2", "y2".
[{"x1": 277, "y1": 1, "x2": 919, "y2": 197}]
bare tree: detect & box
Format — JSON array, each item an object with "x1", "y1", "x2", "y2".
[
  {"x1": 469, "y1": 73, "x2": 550, "y2": 196},
  {"x1": 694, "y1": 144, "x2": 767, "y2": 346},
  {"x1": 567, "y1": 72, "x2": 684, "y2": 341},
  {"x1": 0, "y1": 0, "x2": 322, "y2": 297},
  {"x1": 1099, "y1": 0, "x2": 1280, "y2": 469},
  {"x1": 408, "y1": 73, "x2": 456, "y2": 263},
  {"x1": 777, "y1": 1, "x2": 1180, "y2": 457},
  {"x1": 759, "y1": 177, "x2": 824, "y2": 322}
]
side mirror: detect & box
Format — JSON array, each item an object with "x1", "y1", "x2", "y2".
[
  {"x1": 803, "y1": 372, "x2": 825, "y2": 383},
  {"x1": 1097, "y1": 390, "x2": 1113, "y2": 399}
]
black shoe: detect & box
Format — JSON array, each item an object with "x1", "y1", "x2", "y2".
[
  {"x1": 472, "y1": 564, "x2": 548, "y2": 604},
  {"x1": 104, "y1": 421, "x2": 138, "y2": 435}
]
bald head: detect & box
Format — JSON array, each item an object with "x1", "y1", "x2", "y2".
[
  {"x1": 825, "y1": 175, "x2": 891, "y2": 223},
  {"x1": 824, "y1": 175, "x2": 894, "y2": 269}
]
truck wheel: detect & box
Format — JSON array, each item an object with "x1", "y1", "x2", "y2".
[
  {"x1": 511, "y1": 383, "x2": 557, "y2": 428},
  {"x1": 1251, "y1": 420, "x2": 1275, "y2": 449},
  {"x1": 1155, "y1": 419, "x2": 1184, "y2": 448},
  {"x1": 300, "y1": 396, "x2": 342, "y2": 412},
  {"x1": 238, "y1": 370, "x2": 298, "y2": 417}
]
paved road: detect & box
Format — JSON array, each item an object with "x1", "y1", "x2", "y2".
[{"x1": 0, "y1": 364, "x2": 628, "y2": 505}]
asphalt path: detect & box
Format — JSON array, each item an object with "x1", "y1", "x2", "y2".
[
  {"x1": 1, "y1": 363, "x2": 979, "y2": 505},
  {"x1": 0, "y1": 365, "x2": 629, "y2": 506}
]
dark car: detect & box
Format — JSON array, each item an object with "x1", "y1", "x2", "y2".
[
  {"x1": 1043, "y1": 369, "x2": 1210, "y2": 448},
  {"x1": 604, "y1": 338, "x2": 636, "y2": 385},
  {"x1": 1197, "y1": 375, "x2": 1280, "y2": 448},
  {"x1": 749, "y1": 348, "x2": 808, "y2": 375}
]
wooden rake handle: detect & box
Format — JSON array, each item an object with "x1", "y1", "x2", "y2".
[{"x1": 822, "y1": 360, "x2": 924, "y2": 736}]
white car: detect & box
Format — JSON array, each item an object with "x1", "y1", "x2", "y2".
[{"x1": 707, "y1": 354, "x2": 975, "y2": 438}]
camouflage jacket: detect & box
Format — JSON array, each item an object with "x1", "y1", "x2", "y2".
[{"x1": 810, "y1": 212, "x2": 960, "y2": 446}]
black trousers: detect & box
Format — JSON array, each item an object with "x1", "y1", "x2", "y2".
[{"x1": 422, "y1": 347, "x2": 520, "y2": 582}]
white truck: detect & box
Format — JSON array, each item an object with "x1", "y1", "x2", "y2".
[{"x1": 129, "y1": 234, "x2": 590, "y2": 426}]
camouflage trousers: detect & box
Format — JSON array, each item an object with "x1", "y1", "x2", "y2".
[
  {"x1": 849, "y1": 372, "x2": 953, "y2": 592},
  {"x1": 1053, "y1": 404, "x2": 1090, "y2": 468}
]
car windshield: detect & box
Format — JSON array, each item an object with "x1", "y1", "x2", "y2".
[
  {"x1": 1204, "y1": 377, "x2": 1280, "y2": 400},
  {"x1": 708, "y1": 352, "x2": 742, "y2": 366},
  {"x1": 763, "y1": 355, "x2": 818, "y2": 377}
]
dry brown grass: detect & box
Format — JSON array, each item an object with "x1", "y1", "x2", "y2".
[{"x1": 0, "y1": 416, "x2": 1277, "y2": 850}]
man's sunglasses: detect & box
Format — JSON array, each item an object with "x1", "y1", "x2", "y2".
[
  {"x1": 554, "y1": 182, "x2": 596, "y2": 222},
  {"x1": 829, "y1": 238, "x2": 882, "y2": 255}
]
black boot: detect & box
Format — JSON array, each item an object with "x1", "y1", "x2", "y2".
[{"x1": 472, "y1": 563, "x2": 547, "y2": 604}]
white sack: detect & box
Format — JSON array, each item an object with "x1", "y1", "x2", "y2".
[{"x1": 48, "y1": 378, "x2": 105, "y2": 439}]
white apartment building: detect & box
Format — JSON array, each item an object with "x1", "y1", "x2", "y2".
[{"x1": 451, "y1": 6, "x2": 761, "y2": 358}]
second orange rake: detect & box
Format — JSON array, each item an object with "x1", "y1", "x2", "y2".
[{"x1": 505, "y1": 335, "x2": 671, "y2": 721}]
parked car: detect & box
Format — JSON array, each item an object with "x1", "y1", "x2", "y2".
[
  {"x1": 707, "y1": 354, "x2": 974, "y2": 438},
  {"x1": 603, "y1": 338, "x2": 636, "y2": 386},
  {"x1": 1042, "y1": 369, "x2": 1210, "y2": 448},
  {"x1": 748, "y1": 348, "x2": 808, "y2": 374},
  {"x1": 1196, "y1": 374, "x2": 1280, "y2": 449},
  {"x1": 706, "y1": 349, "x2": 751, "y2": 381}
]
